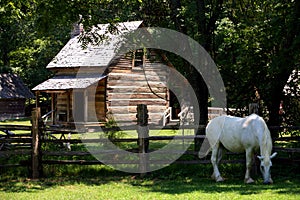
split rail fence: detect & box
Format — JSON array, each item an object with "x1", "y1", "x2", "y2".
[{"x1": 0, "y1": 106, "x2": 299, "y2": 179}]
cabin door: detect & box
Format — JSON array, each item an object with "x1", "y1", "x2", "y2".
[
  {"x1": 73, "y1": 89, "x2": 87, "y2": 122},
  {"x1": 170, "y1": 91, "x2": 180, "y2": 119}
]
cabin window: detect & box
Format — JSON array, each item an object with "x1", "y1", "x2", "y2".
[{"x1": 133, "y1": 49, "x2": 145, "y2": 68}]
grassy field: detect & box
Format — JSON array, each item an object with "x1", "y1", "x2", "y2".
[
  {"x1": 0, "y1": 164, "x2": 299, "y2": 200},
  {"x1": 0, "y1": 119, "x2": 299, "y2": 200},
  {"x1": 0, "y1": 118, "x2": 31, "y2": 126}
]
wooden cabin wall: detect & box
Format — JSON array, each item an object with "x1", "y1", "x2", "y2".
[
  {"x1": 55, "y1": 79, "x2": 106, "y2": 123},
  {"x1": 87, "y1": 79, "x2": 106, "y2": 122},
  {"x1": 50, "y1": 51, "x2": 170, "y2": 125},
  {"x1": 0, "y1": 99, "x2": 26, "y2": 120},
  {"x1": 56, "y1": 92, "x2": 72, "y2": 123},
  {"x1": 107, "y1": 51, "x2": 169, "y2": 125}
]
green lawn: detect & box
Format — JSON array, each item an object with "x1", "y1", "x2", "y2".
[
  {"x1": 0, "y1": 119, "x2": 299, "y2": 199},
  {"x1": 0, "y1": 118, "x2": 31, "y2": 126},
  {"x1": 0, "y1": 165, "x2": 299, "y2": 200}
]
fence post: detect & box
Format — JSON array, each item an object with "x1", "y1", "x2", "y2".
[
  {"x1": 31, "y1": 107, "x2": 42, "y2": 179},
  {"x1": 249, "y1": 103, "x2": 259, "y2": 114},
  {"x1": 136, "y1": 104, "x2": 149, "y2": 175}
]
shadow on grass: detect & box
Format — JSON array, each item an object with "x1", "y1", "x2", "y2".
[
  {"x1": 130, "y1": 163, "x2": 300, "y2": 196},
  {"x1": 0, "y1": 165, "x2": 126, "y2": 193},
  {"x1": 134, "y1": 176, "x2": 300, "y2": 196},
  {"x1": 0, "y1": 163, "x2": 299, "y2": 196}
]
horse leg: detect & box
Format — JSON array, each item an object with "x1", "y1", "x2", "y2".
[
  {"x1": 244, "y1": 148, "x2": 254, "y2": 184},
  {"x1": 211, "y1": 142, "x2": 224, "y2": 182}
]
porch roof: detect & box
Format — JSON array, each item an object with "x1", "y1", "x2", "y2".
[{"x1": 32, "y1": 75, "x2": 106, "y2": 92}]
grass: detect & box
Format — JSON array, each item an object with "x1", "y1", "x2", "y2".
[
  {"x1": 0, "y1": 119, "x2": 299, "y2": 199},
  {"x1": 0, "y1": 118, "x2": 31, "y2": 126},
  {"x1": 0, "y1": 164, "x2": 299, "y2": 200}
]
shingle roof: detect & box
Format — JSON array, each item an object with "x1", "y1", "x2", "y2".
[
  {"x1": 47, "y1": 21, "x2": 143, "y2": 69},
  {"x1": 32, "y1": 75, "x2": 106, "y2": 91},
  {"x1": 0, "y1": 73, "x2": 34, "y2": 99}
]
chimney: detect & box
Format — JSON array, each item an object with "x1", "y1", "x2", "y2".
[
  {"x1": 71, "y1": 15, "x2": 83, "y2": 38},
  {"x1": 71, "y1": 23, "x2": 83, "y2": 38}
]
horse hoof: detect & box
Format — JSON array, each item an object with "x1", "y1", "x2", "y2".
[
  {"x1": 216, "y1": 176, "x2": 224, "y2": 182},
  {"x1": 211, "y1": 174, "x2": 215, "y2": 180},
  {"x1": 245, "y1": 178, "x2": 254, "y2": 184}
]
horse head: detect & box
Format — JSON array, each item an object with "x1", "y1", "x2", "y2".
[{"x1": 257, "y1": 152, "x2": 277, "y2": 184}]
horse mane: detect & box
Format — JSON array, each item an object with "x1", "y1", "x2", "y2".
[
  {"x1": 260, "y1": 118, "x2": 273, "y2": 158},
  {"x1": 246, "y1": 114, "x2": 272, "y2": 158}
]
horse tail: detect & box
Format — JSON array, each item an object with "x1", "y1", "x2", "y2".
[
  {"x1": 198, "y1": 137, "x2": 212, "y2": 158},
  {"x1": 198, "y1": 116, "x2": 225, "y2": 158}
]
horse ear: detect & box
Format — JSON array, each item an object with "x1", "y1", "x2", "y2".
[
  {"x1": 257, "y1": 155, "x2": 264, "y2": 160},
  {"x1": 270, "y1": 152, "x2": 277, "y2": 159}
]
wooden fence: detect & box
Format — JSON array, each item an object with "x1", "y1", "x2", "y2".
[{"x1": 0, "y1": 106, "x2": 299, "y2": 179}]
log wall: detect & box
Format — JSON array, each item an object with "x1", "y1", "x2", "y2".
[
  {"x1": 107, "y1": 51, "x2": 169, "y2": 125},
  {"x1": 0, "y1": 99, "x2": 26, "y2": 120},
  {"x1": 55, "y1": 79, "x2": 106, "y2": 123},
  {"x1": 53, "y1": 50, "x2": 169, "y2": 125}
]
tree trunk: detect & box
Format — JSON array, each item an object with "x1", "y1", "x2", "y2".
[
  {"x1": 169, "y1": 0, "x2": 209, "y2": 130},
  {"x1": 267, "y1": 0, "x2": 300, "y2": 138}
]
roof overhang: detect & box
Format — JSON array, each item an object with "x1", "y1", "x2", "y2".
[{"x1": 32, "y1": 75, "x2": 106, "y2": 92}]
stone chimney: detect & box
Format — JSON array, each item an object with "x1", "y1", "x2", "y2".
[
  {"x1": 71, "y1": 15, "x2": 83, "y2": 38},
  {"x1": 71, "y1": 23, "x2": 83, "y2": 38}
]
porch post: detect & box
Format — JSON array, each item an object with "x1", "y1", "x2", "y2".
[
  {"x1": 31, "y1": 107, "x2": 42, "y2": 179},
  {"x1": 51, "y1": 93, "x2": 55, "y2": 124},
  {"x1": 67, "y1": 90, "x2": 70, "y2": 122},
  {"x1": 35, "y1": 91, "x2": 40, "y2": 108},
  {"x1": 84, "y1": 90, "x2": 88, "y2": 122}
]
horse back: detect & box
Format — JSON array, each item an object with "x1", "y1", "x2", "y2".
[{"x1": 206, "y1": 114, "x2": 263, "y2": 152}]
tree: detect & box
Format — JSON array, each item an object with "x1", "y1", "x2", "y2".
[
  {"x1": 214, "y1": 0, "x2": 300, "y2": 136},
  {"x1": 0, "y1": 0, "x2": 71, "y2": 87},
  {"x1": 0, "y1": 0, "x2": 30, "y2": 71},
  {"x1": 2, "y1": 0, "x2": 299, "y2": 136}
]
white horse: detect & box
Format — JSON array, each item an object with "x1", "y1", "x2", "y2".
[{"x1": 202, "y1": 114, "x2": 277, "y2": 184}]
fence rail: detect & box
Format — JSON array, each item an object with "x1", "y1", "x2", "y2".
[{"x1": 0, "y1": 106, "x2": 299, "y2": 178}]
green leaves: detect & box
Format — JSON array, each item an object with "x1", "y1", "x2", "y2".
[{"x1": 0, "y1": 0, "x2": 298, "y2": 126}]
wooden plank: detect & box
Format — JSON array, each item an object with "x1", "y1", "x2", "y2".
[
  {"x1": 31, "y1": 107, "x2": 42, "y2": 179},
  {"x1": 273, "y1": 146, "x2": 300, "y2": 153},
  {"x1": 107, "y1": 86, "x2": 166, "y2": 93},
  {"x1": 57, "y1": 104, "x2": 68, "y2": 109},
  {"x1": 0, "y1": 125, "x2": 32, "y2": 131},
  {"x1": 5, "y1": 133, "x2": 31, "y2": 137},
  {"x1": 174, "y1": 159, "x2": 245, "y2": 165},
  {"x1": 109, "y1": 113, "x2": 164, "y2": 124},
  {"x1": 42, "y1": 160, "x2": 103, "y2": 165},
  {"x1": 88, "y1": 101, "x2": 105, "y2": 107},
  {"x1": 109, "y1": 69, "x2": 168, "y2": 76},
  {"x1": 0, "y1": 138, "x2": 32, "y2": 143},
  {"x1": 274, "y1": 136, "x2": 300, "y2": 141},
  {"x1": 94, "y1": 96, "x2": 107, "y2": 102},
  {"x1": 108, "y1": 99, "x2": 167, "y2": 106},
  {"x1": 109, "y1": 73, "x2": 167, "y2": 81},
  {"x1": 109, "y1": 105, "x2": 166, "y2": 114},
  {"x1": 108, "y1": 93, "x2": 167, "y2": 100},
  {"x1": 107, "y1": 80, "x2": 167, "y2": 87}
]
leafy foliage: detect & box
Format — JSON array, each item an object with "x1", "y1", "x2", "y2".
[{"x1": 0, "y1": 0, "x2": 299, "y2": 129}]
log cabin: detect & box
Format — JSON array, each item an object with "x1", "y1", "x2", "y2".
[
  {"x1": 0, "y1": 73, "x2": 34, "y2": 120},
  {"x1": 33, "y1": 21, "x2": 173, "y2": 127}
]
